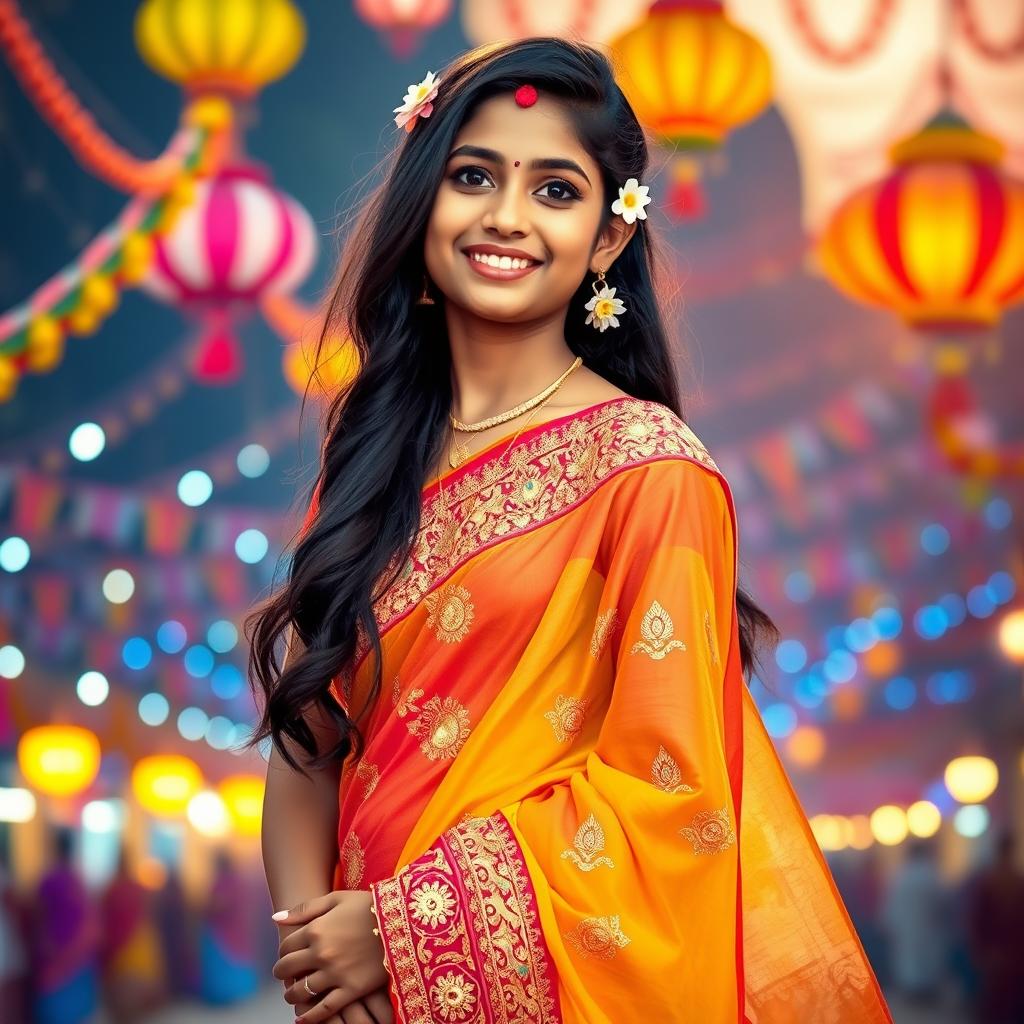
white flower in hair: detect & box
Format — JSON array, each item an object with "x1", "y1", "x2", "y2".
[
  {"x1": 584, "y1": 283, "x2": 627, "y2": 332},
  {"x1": 611, "y1": 177, "x2": 652, "y2": 224},
  {"x1": 394, "y1": 70, "x2": 440, "y2": 133}
]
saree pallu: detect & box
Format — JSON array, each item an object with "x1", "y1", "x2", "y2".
[{"x1": 308, "y1": 396, "x2": 892, "y2": 1024}]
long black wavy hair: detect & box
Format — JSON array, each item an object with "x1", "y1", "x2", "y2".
[{"x1": 246, "y1": 37, "x2": 779, "y2": 772}]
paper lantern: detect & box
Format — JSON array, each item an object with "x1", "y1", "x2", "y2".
[
  {"x1": 132, "y1": 754, "x2": 203, "y2": 817},
  {"x1": 140, "y1": 164, "x2": 318, "y2": 384},
  {"x1": 355, "y1": 0, "x2": 451, "y2": 57},
  {"x1": 134, "y1": 0, "x2": 306, "y2": 96},
  {"x1": 817, "y1": 118, "x2": 1024, "y2": 333},
  {"x1": 18, "y1": 725, "x2": 101, "y2": 798},
  {"x1": 610, "y1": 0, "x2": 772, "y2": 149}
]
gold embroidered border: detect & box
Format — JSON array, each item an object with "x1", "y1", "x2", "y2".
[
  {"x1": 353, "y1": 398, "x2": 721, "y2": 674},
  {"x1": 369, "y1": 812, "x2": 562, "y2": 1024}
]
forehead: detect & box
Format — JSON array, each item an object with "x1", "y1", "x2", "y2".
[{"x1": 452, "y1": 93, "x2": 596, "y2": 174}]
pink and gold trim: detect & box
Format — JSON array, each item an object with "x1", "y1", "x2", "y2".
[{"x1": 369, "y1": 812, "x2": 562, "y2": 1024}]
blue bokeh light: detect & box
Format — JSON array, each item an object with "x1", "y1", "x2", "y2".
[
  {"x1": 156, "y1": 620, "x2": 187, "y2": 654},
  {"x1": 183, "y1": 644, "x2": 215, "y2": 679},
  {"x1": 122, "y1": 636, "x2": 153, "y2": 670}
]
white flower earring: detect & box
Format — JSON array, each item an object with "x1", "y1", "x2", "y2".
[
  {"x1": 583, "y1": 177, "x2": 652, "y2": 330},
  {"x1": 584, "y1": 269, "x2": 626, "y2": 332}
]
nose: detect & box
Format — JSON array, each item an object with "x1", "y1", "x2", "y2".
[{"x1": 480, "y1": 179, "x2": 529, "y2": 237}]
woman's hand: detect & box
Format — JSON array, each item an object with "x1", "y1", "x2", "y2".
[
  {"x1": 291, "y1": 988, "x2": 394, "y2": 1024},
  {"x1": 272, "y1": 891, "x2": 391, "y2": 1024}
]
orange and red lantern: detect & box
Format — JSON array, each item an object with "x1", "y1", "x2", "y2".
[{"x1": 817, "y1": 118, "x2": 1024, "y2": 334}]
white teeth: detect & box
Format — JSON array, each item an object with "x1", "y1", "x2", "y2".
[{"x1": 470, "y1": 252, "x2": 534, "y2": 270}]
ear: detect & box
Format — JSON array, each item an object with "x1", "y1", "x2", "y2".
[{"x1": 590, "y1": 216, "x2": 637, "y2": 275}]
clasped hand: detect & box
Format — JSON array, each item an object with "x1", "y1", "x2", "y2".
[{"x1": 272, "y1": 890, "x2": 392, "y2": 1024}]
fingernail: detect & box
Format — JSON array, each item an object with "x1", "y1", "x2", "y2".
[{"x1": 272, "y1": 910, "x2": 288, "y2": 921}]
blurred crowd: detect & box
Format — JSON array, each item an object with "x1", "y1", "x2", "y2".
[
  {"x1": 2, "y1": 826, "x2": 1023, "y2": 1023},
  {"x1": 832, "y1": 829, "x2": 1024, "y2": 1024},
  {"x1": 0, "y1": 829, "x2": 278, "y2": 1024}
]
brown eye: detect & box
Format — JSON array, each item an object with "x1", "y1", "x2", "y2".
[{"x1": 538, "y1": 179, "x2": 582, "y2": 202}]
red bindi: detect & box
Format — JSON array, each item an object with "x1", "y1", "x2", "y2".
[
  {"x1": 514, "y1": 84, "x2": 538, "y2": 108},
  {"x1": 514, "y1": 160, "x2": 520, "y2": 167}
]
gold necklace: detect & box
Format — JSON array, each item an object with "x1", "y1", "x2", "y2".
[
  {"x1": 437, "y1": 381, "x2": 564, "y2": 511},
  {"x1": 450, "y1": 355, "x2": 582, "y2": 432},
  {"x1": 448, "y1": 356, "x2": 582, "y2": 469}
]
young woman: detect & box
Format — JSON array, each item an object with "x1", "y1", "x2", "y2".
[{"x1": 249, "y1": 37, "x2": 893, "y2": 1024}]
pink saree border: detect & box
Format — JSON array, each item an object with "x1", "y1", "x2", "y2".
[{"x1": 369, "y1": 811, "x2": 562, "y2": 1024}]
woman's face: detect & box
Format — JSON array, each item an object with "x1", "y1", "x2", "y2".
[{"x1": 423, "y1": 92, "x2": 633, "y2": 323}]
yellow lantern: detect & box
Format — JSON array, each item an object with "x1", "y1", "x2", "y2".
[
  {"x1": 134, "y1": 0, "x2": 306, "y2": 97},
  {"x1": 218, "y1": 774, "x2": 265, "y2": 837},
  {"x1": 18, "y1": 725, "x2": 101, "y2": 798},
  {"x1": 817, "y1": 118, "x2": 1024, "y2": 334},
  {"x1": 610, "y1": 0, "x2": 772, "y2": 149},
  {"x1": 944, "y1": 755, "x2": 998, "y2": 804},
  {"x1": 132, "y1": 754, "x2": 203, "y2": 817}
]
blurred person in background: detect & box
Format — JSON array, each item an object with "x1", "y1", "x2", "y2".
[
  {"x1": 965, "y1": 829, "x2": 1024, "y2": 1024},
  {"x1": 198, "y1": 850, "x2": 259, "y2": 1006},
  {"x1": 99, "y1": 849, "x2": 167, "y2": 1022},
  {"x1": 152, "y1": 865, "x2": 195, "y2": 999},
  {"x1": 0, "y1": 861, "x2": 29, "y2": 1024},
  {"x1": 881, "y1": 838, "x2": 951, "y2": 1007},
  {"x1": 29, "y1": 827, "x2": 100, "y2": 1024}
]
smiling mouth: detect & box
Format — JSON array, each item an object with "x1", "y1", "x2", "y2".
[{"x1": 463, "y1": 250, "x2": 543, "y2": 281}]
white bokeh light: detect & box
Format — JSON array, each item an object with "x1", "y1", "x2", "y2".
[
  {"x1": 0, "y1": 645, "x2": 26, "y2": 679},
  {"x1": 76, "y1": 670, "x2": 110, "y2": 707},
  {"x1": 177, "y1": 470, "x2": 214, "y2": 507},
  {"x1": 102, "y1": 568, "x2": 135, "y2": 604},
  {"x1": 0, "y1": 536, "x2": 31, "y2": 573},
  {"x1": 69, "y1": 422, "x2": 106, "y2": 461}
]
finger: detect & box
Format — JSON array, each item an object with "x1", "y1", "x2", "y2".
[
  {"x1": 363, "y1": 988, "x2": 393, "y2": 1024},
  {"x1": 283, "y1": 970, "x2": 332, "y2": 1006},
  {"x1": 272, "y1": 892, "x2": 337, "y2": 926},
  {"x1": 272, "y1": 948, "x2": 317, "y2": 981},
  {"x1": 296, "y1": 989, "x2": 349, "y2": 1024},
  {"x1": 277, "y1": 922, "x2": 312, "y2": 957},
  {"x1": 341, "y1": 1002, "x2": 378, "y2": 1024}
]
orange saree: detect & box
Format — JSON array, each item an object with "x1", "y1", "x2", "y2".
[{"x1": 305, "y1": 396, "x2": 892, "y2": 1023}]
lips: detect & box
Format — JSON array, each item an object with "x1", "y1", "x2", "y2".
[{"x1": 463, "y1": 250, "x2": 543, "y2": 282}]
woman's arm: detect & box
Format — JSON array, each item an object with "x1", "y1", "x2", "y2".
[{"x1": 261, "y1": 624, "x2": 341, "y2": 932}]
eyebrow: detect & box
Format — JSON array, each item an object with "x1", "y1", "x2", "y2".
[{"x1": 447, "y1": 145, "x2": 591, "y2": 186}]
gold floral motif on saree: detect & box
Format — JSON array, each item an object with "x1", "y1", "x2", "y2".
[
  {"x1": 430, "y1": 971, "x2": 479, "y2": 1020},
  {"x1": 395, "y1": 685, "x2": 425, "y2": 719},
  {"x1": 406, "y1": 694, "x2": 471, "y2": 761},
  {"x1": 629, "y1": 599, "x2": 688, "y2": 660},
  {"x1": 680, "y1": 805, "x2": 736, "y2": 855},
  {"x1": 368, "y1": 812, "x2": 561, "y2": 1024},
  {"x1": 408, "y1": 879, "x2": 458, "y2": 928},
  {"x1": 543, "y1": 694, "x2": 590, "y2": 743},
  {"x1": 590, "y1": 607, "x2": 618, "y2": 660},
  {"x1": 563, "y1": 915, "x2": 631, "y2": 960},
  {"x1": 423, "y1": 582, "x2": 475, "y2": 644},
  {"x1": 350, "y1": 398, "x2": 722, "y2": 676},
  {"x1": 340, "y1": 830, "x2": 365, "y2": 888},
  {"x1": 560, "y1": 812, "x2": 615, "y2": 872},
  {"x1": 651, "y1": 744, "x2": 695, "y2": 794},
  {"x1": 355, "y1": 759, "x2": 379, "y2": 800},
  {"x1": 704, "y1": 608, "x2": 720, "y2": 666}
]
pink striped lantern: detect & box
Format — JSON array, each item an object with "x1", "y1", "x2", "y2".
[
  {"x1": 355, "y1": 0, "x2": 452, "y2": 58},
  {"x1": 141, "y1": 163, "x2": 317, "y2": 384}
]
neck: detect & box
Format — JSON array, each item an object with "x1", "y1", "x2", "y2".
[{"x1": 443, "y1": 303, "x2": 576, "y2": 421}]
